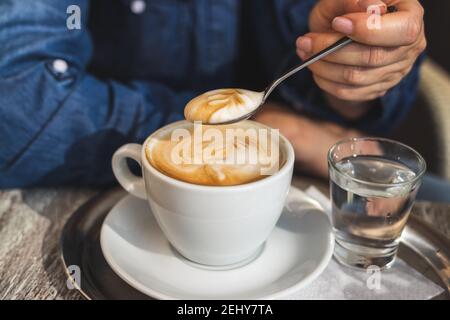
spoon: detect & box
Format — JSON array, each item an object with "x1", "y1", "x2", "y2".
[{"x1": 186, "y1": 5, "x2": 398, "y2": 125}]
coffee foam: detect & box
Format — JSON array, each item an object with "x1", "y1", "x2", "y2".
[
  {"x1": 146, "y1": 121, "x2": 284, "y2": 186},
  {"x1": 184, "y1": 89, "x2": 263, "y2": 124}
]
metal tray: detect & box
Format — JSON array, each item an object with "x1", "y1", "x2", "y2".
[{"x1": 60, "y1": 188, "x2": 450, "y2": 300}]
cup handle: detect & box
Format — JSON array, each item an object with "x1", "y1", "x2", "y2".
[{"x1": 112, "y1": 143, "x2": 147, "y2": 199}]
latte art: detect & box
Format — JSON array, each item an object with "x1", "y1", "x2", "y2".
[
  {"x1": 184, "y1": 89, "x2": 264, "y2": 124},
  {"x1": 146, "y1": 122, "x2": 282, "y2": 186}
]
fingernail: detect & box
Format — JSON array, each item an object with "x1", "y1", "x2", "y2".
[
  {"x1": 332, "y1": 17, "x2": 353, "y2": 35},
  {"x1": 296, "y1": 37, "x2": 312, "y2": 53}
]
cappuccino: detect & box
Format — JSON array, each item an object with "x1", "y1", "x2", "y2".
[{"x1": 146, "y1": 121, "x2": 283, "y2": 186}]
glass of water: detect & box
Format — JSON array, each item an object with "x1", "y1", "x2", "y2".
[{"x1": 328, "y1": 137, "x2": 426, "y2": 270}]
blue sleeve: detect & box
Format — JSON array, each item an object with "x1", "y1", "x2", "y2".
[{"x1": 0, "y1": 0, "x2": 194, "y2": 187}]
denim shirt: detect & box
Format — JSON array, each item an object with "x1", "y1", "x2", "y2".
[{"x1": 0, "y1": 0, "x2": 422, "y2": 187}]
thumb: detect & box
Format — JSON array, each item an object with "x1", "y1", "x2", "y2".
[
  {"x1": 331, "y1": 0, "x2": 387, "y2": 36},
  {"x1": 330, "y1": 0, "x2": 387, "y2": 35},
  {"x1": 310, "y1": 0, "x2": 386, "y2": 32},
  {"x1": 331, "y1": 2, "x2": 418, "y2": 46}
]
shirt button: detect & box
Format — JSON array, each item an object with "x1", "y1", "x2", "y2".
[
  {"x1": 52, "y1": 59, "x2": 68, "y2": 74},
  {"x1": 130, "y1": 0, "x2": 146, "y2": 14}
]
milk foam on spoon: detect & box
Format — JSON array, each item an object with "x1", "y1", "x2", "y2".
[{"x1": 184, "y1": 89, "x2": 264, "y2": 124}]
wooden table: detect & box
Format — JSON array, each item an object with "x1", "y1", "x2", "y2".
[{"x1": 0, "y1": 177, "x2": 449, "y2": 300}]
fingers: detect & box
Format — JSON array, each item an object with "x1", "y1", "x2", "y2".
[
  {"x1": 314, "y1": 0, "x2": 376, "y2": 24},
  {"x1": 302, "y1": 58, "x2": 413, "y2": 87},
  {"x1": 332, "y1": 0, "x2": 425, "y2": 46},
  {"x1": 296, "y1": 32, "x2": 413, "y2": 67},
  {"x1": 312, "y1": 72, "x2": 405, "y2": 102},
  {"x1": 358, "y1": 0, "x2": 387, "y2": 12}
]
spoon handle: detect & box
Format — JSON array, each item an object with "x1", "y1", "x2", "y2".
[
  {"x1": 263, "y1": 5, "x2": 398, "y2": 102},
  {"x1": 263, "y1": 37, "x2": 353, "y2": 101}
]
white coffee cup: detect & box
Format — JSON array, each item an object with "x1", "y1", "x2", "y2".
[{"x1": 112, "y1": 120, "x2": 294, "y2": 266}]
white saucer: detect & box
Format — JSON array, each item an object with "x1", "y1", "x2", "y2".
[{"x1": 100, "y1": 186, "x2": 334, "y2": 299}]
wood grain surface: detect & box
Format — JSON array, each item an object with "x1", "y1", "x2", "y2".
[{"x1": 0, "y1": 188, "x2": 96, "y2": 300}]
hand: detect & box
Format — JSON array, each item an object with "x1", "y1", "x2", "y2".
[
  {"x1": 254, "y1": 103, "x2": 362, "y2": 178},
  {"x1": 296, "y1": 0, "x2": 426, "y2": 118}
]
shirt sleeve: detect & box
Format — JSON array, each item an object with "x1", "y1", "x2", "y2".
[{"x1": 0, "y1": 0, "x2": 195, "y2": 187}]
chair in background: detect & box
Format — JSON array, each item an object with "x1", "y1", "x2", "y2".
[{"x1": 393, "y1": 59, "x2": 450, "y2": 180}]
